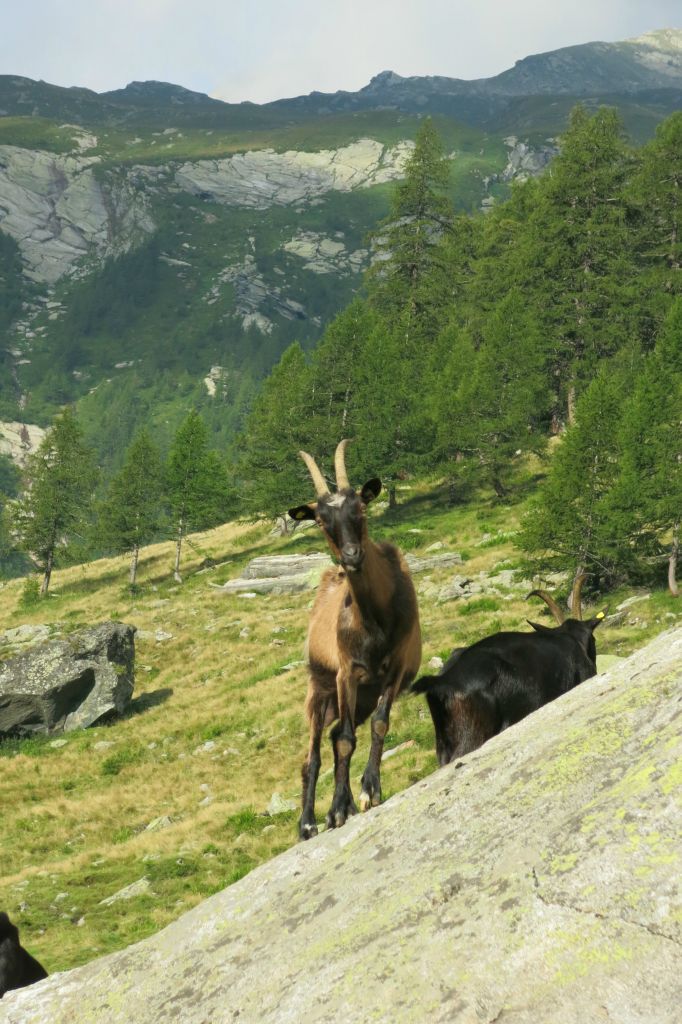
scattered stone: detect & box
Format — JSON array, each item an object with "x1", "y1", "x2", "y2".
[
  {"x1": 155, "y1": 630, "x2": 173, "y2": 643},
  {"x1": 99, "y1": 877, "x2": 151, "y2": 906},
  {"x1": 616, "y1": 593, "x2": 652, "y2": 611},
  {"x1": 144, "y1": 816, "x2": 172, "y2": 833},
  {"x1": 193, "y1": 741, "x2": 216, "y2": 756},
  {"x1": 277, "y1": 661, "x2": 305, "y2": 674},
  {"x1": 424, "y1": 541, "x2": 445, "y2": 552},
  {"x1": 427, "y1": 656, "x2": 444, "y2": 672},
  {"x1": 239, "y1": 627, "x2": 251, "y2": 639},
  {"x1": 381, "y1": 740, "x2": 416, "y2": 761},
  {"x1": 267, "y1": 792, "x2": 298, "y2": 816},
  {"x1": 437, "y1": 576, "x2": 484, "y2": 603},
  {"x1": 93, "y1": 741, "x2": 115, "y2": 751},
  {"x1": 49, "y1": 738, "x2": 68, "y2": 749},
  {"x1": 262, "y1": 824, "x2": 277, "y2": 835}
]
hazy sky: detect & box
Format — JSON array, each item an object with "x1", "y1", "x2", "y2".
[{"x1": 1, "y1": 1, "x2": 680, "y2": 104}]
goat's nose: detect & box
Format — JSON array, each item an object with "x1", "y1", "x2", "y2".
[{"x1": 342, "y1": 544, "x2": 361, "y2": 562}]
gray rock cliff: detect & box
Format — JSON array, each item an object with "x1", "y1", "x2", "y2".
[{"x1": 2, "y1": 626, "x2": 681, "y2": 1022}]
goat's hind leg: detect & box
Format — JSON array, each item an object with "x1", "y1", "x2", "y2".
[{"x1": 299, "y1": 686, "x2": 329, "y2": 841}]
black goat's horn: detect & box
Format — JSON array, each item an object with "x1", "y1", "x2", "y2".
[
  {"x1": 299, "y1": 450, "x2": 329, "y2": 497},
  {"x1": 334, "y1": 439, "x2": 351, "y2": 491},
  {"x1": 526, "y1": 589, "x2": 565, "y2": 625}
]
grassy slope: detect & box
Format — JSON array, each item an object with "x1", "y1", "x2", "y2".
[{"x1": 0, "y1": 479, "x2": 679, "y2": 973}]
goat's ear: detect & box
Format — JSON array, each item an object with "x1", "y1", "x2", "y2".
[
  {"x1": 288, "y1": 503, "x2": 317, "y2": 522},
  {"x1": 361, "y1": 478, "x2": 382, "y2": 504},
  {"x1": 587, "y1": 608, "x2": 608, "y2": 631},
  {"x1": 527, "y1": 619, "x2": 555, "y2": 634}
]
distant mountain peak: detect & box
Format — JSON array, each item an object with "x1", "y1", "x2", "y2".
[
  {"x1": 629, "y1": 28, "x2": 682, "y2": 51},
  {"x1": 363, "y1": 70, "x2": 405, "y2": 90}
]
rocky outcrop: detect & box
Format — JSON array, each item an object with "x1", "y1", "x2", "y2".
[
  {"x1": 282, "y1": 231, "x2": 368, "y2": 275},
  {"x1": 174, "y1": 138, "x2": 414, "y2": 209},
  {"x1": 0, "y1": 621, "x2": 135, "y2": 737},
  {"x1": 501, "y1": 136, "x2": 559, "y2": 182},
  {"x1": 214, "y1": 552, "x2": 331, "y2": 595},
  {"x1": 5, "y1": 627, "x2": 681, "y2": 1023},
  {"x1": 0, "y1": 146, "x2": 154, "y2": 283},
  {"x1": 0, "y1": 420, "x2": 46, "y2": 466}
]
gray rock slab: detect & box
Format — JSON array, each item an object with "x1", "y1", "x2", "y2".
[
  {"x1": 240, "y1": 553, "x2": 331, "y2": 579},
  {"x1": 4, "y1": 628, "x2": 682, "y2": 1023},
  {"x1": 405, "y1": 551, "x2": 463, "y2": 573},
  {"x1": 0, "y1": 622, "x2": 135, "y2": 737},
  {"x1": 216, "y1": 575, "x2": 314, "y2": 596}
]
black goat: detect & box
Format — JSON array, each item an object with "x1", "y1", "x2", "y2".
[
  {"x1": 0, "y1": 913, "x2": 47, "y2": 999},
  {"x1": 412, "y1": 581, "x2": 606, "y2": 766}
]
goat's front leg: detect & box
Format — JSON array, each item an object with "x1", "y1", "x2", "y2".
[
  {"x1": 326, "y1": 669, "x2": 358, "y2": 830},
  {"x1": 359, "y1": 675, "x2": 403, "y2": 812},
  {"x1": 299, "y1": 686, "x2": 329, "y2": 841}
]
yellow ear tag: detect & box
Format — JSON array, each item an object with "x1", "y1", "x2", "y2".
[
  {"x1": 596, "y1": 611, "x2": 605, "y2": 620},
  {"x1": 295, "y1": 511, "x2": 306, "y2": 520}
]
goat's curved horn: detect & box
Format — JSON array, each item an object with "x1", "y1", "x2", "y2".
[
  {"x1": 334, "y1": 439, "x2": 351, "y2": 491},
  {"x1": 526, "y1": 589, "x2": 565, "y2": 625},
  {"x1": 570, "y1": 573, "x2": 588, "y2": 621},
  {"x1": 299, "y1": 450, "x2": 329, "y2": 497}
]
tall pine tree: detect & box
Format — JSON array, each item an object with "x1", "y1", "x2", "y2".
[{"x1": 15, "y1": 407, "x2": 96, "y2": 594}]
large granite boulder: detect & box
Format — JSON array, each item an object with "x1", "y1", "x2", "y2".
[
  {"x1": 0, "y1": 622, "x2": 135, "y2": 737},
  {"x1": 3, "y1": 628, "x2": 681, "y2": 1023}
]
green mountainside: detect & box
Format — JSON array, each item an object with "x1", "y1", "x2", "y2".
[{"x1": 0, "y1": 29, "x2": 681, "y2": 471}]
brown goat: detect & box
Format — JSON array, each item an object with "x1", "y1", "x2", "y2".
[{"x1": 289, "y1": 440, "x2": 421, "y2": 840}]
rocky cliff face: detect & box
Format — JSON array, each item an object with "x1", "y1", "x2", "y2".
[
  {"x1": 0, "y1": 146, "x2": 154, "y2": 284},
  {"x1": 4, "y1": 626, "x2": 680, "y2": 1024}
]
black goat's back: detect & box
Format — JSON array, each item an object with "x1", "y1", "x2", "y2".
[{"x1": 0, "y1": 913, "x2": 47, "y2": 999}]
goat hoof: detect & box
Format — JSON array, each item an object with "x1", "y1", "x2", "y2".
[
  {"x1": 299, "y1": 821, "x2": 318, "y2": 841},
  {"x1": 359, "y1": 791, "x2": 372, "y2": 812}
]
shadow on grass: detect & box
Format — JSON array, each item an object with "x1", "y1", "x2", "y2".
[{"x1": 126, "y1": 687, "x2": 174, "y2": 718}]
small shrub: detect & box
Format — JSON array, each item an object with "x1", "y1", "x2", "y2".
[{"x1": 19, "y1": 576, "x2": 41, "y2": 609}]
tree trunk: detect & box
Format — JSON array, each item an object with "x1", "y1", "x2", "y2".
[
  {"x1": 40, "y1": 549, "x2": 54, "y2": 596},
  {"x1": 569, "y1": 563, "x2": 586, "y2": 618},
  {"x1": 388, "y1": 485, "x2": 397, "y2": 509},
  {"x1": 669, "y1": 522, "x2": 680, "y2": 597},
  {"x1": 567, "y1": 384, "x2": 577, "y2": 427},
  {"x1": 130, "y1": 544, "x2": 140, "y2": 587},
  {"x1": 492, "y1": 476, "x2": 506, "y2": 499},
  {"x1": 174, "y1": 520, "x2": 184, "y2": 583}
]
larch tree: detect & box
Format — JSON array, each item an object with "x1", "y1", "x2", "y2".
[
  {"x1": 166, "y1": 411, "x2": 232, "y2": 581},
  {"x1": 15, "y1": 407, "x2": 97, "y2": 595},
  {"x1": 238, "y1": 343, "x2": 316, "y2": 522},
  {"x1": 99, "y1": 430, "x2": 164, "y2": 587}
]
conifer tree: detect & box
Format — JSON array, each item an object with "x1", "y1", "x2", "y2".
[
  {"x1": 519, "y1": 357, "x2": 633, "y2": 591},
  {"x1": 166, "y1": 411, "x2": 232, "y2": 581},
  {"x1": 99, "y1": 430, "x2": 164, "y2": 587},
  {"x1": 238, "y1": 343, "x2": 314, "y2": 521},
  {"x1": 367, "y1": 117, "x2": 454, "y2": 343},
  {"x1": 609, "y1": 300, "x2": 682, "y2": 594},
  {"x1": 15, "y1": 407, "x2": 97, "y2": 595},
  {"x1": 626, "y1": 111, "x2": 682, "y2": 339},
  {"x1": 437, "y1": 290, "x2": 549, "y2": 496},
  {"x1": 521, "y1": 106, "x2": 632, "y2": 423}
]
